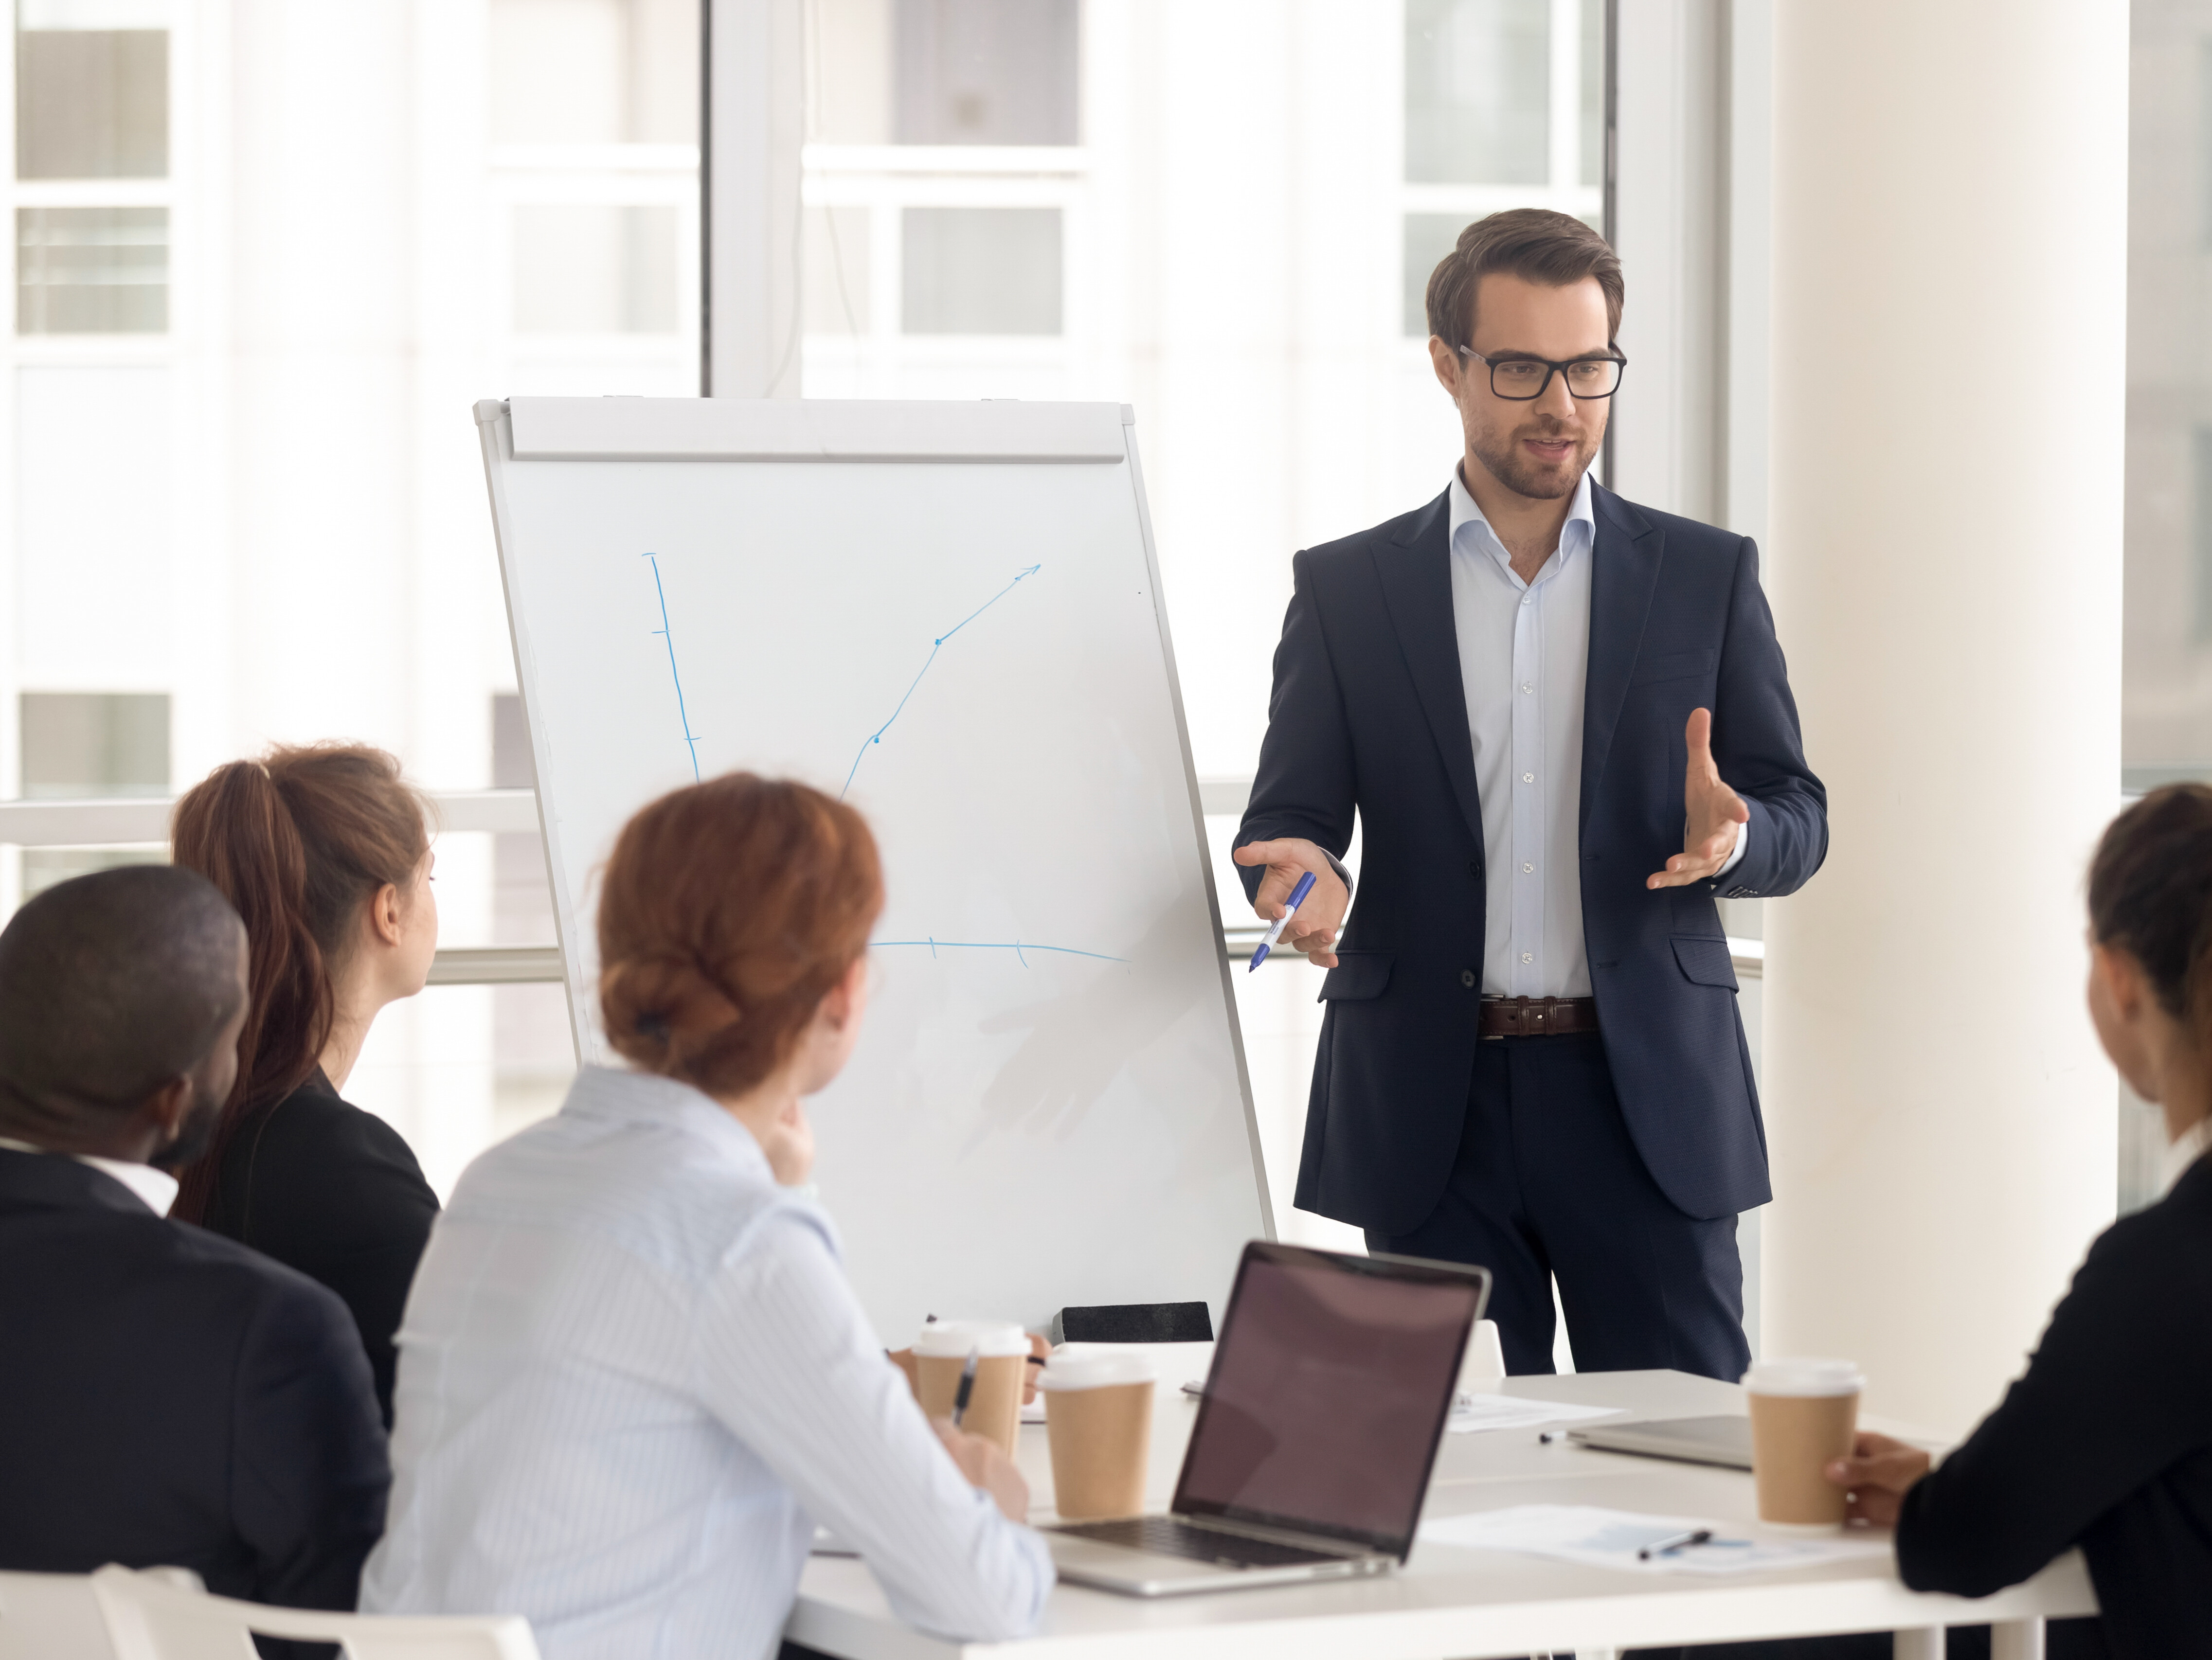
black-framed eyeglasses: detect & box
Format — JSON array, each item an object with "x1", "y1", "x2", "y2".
[{"x1": 1457, "y1": 346, "x2": 1627, "y2": 401}]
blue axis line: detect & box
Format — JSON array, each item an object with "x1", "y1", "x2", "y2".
[
  {"x1": 840, "y1": 563, "x2": 1043, "y2": 799},
  {"x1": 871, "y1": 938, "x2": 1129, "y2": 965},
  {"x1": 644, "y1": 553, "x2": 701, "y2": 782}
]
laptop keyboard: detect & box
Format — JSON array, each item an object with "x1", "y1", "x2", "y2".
[{"x1": 1055, "y1": 1515, "x2": 1348, "y2": 1569}]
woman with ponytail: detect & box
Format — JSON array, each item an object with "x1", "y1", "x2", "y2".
[
  {"x1": 169, "y1": 743, "x2": 441, "y2": 1427},
  {"x1": 362, "y1": 773, "x2": 1049, "y2": 1660}
]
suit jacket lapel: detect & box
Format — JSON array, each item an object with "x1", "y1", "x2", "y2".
[
  {"x1": 1582, "y1": 484, "x2": 1665, "y2": 834},
  {"x1": 1375, "y1": 491, "x2": 1485, "y2": 850}
]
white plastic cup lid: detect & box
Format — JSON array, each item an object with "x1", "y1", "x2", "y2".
[
  {"x1": 913, "y1": 1319, "x2": 1029, "y2": 1359},
  {"x1": 1742, "y1": 1357, "x2": 1864, "y2": 1397},
  {"x1": 1038, "y1": 1348, "x2": 1157, "y2": 1391}
]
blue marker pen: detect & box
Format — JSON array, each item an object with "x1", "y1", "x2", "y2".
[{"x1": 1248, "y1": 870, "x2": 1319, "y2": 971}]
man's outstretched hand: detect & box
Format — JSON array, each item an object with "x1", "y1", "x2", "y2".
[
  {"x1": 1232, "y1": 838, "x2": 1350, "y2": 968},
  {"x1": 1647, "y1": 708, "x2": 1748, "y2": 891}
]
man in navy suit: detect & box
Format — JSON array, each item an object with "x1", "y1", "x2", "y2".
[{"x1": 1233, "y1": 209, "x2": 1825, "y2": 1379}]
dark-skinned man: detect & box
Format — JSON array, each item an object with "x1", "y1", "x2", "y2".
[
  {"x1": 1234, "y1": 210, "x2": 1825, "y2": 1378},
  {"x1": 0, "y1": 865, "x2": 389, "y2": 1609}
]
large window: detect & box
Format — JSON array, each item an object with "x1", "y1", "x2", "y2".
[
  {"x1": 0, "y1": 0, "x2": 698, "y2": 1191},
  {"x1": 1402, "y1": 0, "x2": 1604, "y2": 334},
  {"x1": 0, "y1": 0, "x2": 1611, "y2": 1232}
]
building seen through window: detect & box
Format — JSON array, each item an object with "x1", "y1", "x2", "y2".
[
  {"x1": 13, "y1": 0, "x2": 169, "y2": 334},
  {"x1": 15, "y1": 692, "x2": 169, "y2": 898}
]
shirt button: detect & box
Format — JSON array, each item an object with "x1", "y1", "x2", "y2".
[
  {"x1": 1521, "y1": 952, "x2": 1533, "y2": 964},
  {"x1": 1522, "y1": 772, "x2": 1534, "y2": 783},
  {"x1": 1521, "y1": 597, "x2": 1532, "y2": 607},
  {"x1": 1460, "y1": 969, "x2": 1476, "y2": 988},
  {"x1": 1522, "y1": 862, "x2": 1534, "y2": 873},
  {"x1": 1521, "y1": 682, "x2": 1533, "y2": 693}
]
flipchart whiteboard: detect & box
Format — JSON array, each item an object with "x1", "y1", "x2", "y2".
[{"x1": 475, "y1": 397, "x2": 1272, "y2": 1339}]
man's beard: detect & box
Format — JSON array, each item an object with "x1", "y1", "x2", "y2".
[
  {"x1": 1470, "y1": 419, "x2": 1595, "y2": 500},
  {"x1": 150, "y1": 1083, "x2": 225, "y2": 1171}
]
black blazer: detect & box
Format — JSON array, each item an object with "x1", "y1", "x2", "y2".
[
  {"x1": 201, "y1": 1071, "x2": 440, "y2": 1426},
  {"x1": 1895, "y1": 1153, "x2": 2212, "y2": 1658},
  {"x1": 1236, "y1": 484, "x2": 1826, "y2": 1231},
  {"x1": 0, "y1": 1149, "x2": 390, "y2": 1605}
]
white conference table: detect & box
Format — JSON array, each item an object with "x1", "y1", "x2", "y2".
[{"x1": 786, "y1": 1346, "x2": 2096, "y2": 1660}]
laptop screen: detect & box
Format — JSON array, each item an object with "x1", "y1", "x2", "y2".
[{"x1": 1172, "y1": 1244, "x2": 1485, "y2": 1557}]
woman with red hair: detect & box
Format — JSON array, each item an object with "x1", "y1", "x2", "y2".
[{"x1": 363, "y1": 773, "x2": 1049, "y2": 1659}]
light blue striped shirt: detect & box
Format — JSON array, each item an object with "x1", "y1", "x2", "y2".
[
  {"x1": 361, "y1": 1066, "x2": 1053, "y2": 1660},
  {"x1": 1447, "y1": 465, "x2": 1744, "y2": 997}
]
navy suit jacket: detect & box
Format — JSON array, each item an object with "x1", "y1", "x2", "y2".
[
  {"x1": 0, "y1": 1149, "x2": 391, "y2": 1608},
  {"x1": 1235, "y1": 483, "x2": 1826, "y2": 1230}
]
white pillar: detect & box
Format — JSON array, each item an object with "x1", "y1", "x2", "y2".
[
  {"x1": 1760, "y1": 2, "x2": 2125, "y2": 1435},
  {"x1": 704, "y1": 0, "x2": 803, "y2": 398}
]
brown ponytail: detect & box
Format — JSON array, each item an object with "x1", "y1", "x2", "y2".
[
  {"x1": 2087, "y1": 783, "x2": 2212, "y2": 1052},
  {"x1": 599, "y1": 773, "x2": 882, "y2": 1100},
  {"x1": 167, "y1": 743, "x2": 430, "y2": 1224}
]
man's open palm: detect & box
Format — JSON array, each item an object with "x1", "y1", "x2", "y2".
[{"x1": 1646, "y1": 708, "x2": 1747, "y2": 891}]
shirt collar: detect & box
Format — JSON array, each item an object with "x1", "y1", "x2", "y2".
[
  {"x1": 1448, "y1": 462, "x2": 1597, "y2": 580},
  {"x1": 0, "y1": 1136, "x2": 179, "y2": 1214},
  {"x1": 2158, "y1": 1113, "x2": 2212, "y2": 1199},
  {"x1": 561, "y1": 1065, "x2": 776, "y2": 1178}
]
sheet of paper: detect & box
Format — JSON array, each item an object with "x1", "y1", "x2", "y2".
[
  {"x1": 1446, "y1": 1394, "x2": 1627, "y2": 1433},
  {"x1": 1418, "y1": 1504, "x2": 1894, "y2": 1576}
]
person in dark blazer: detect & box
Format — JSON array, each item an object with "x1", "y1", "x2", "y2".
[
  {"x1": 168, "y1": 743, "x2": 443, "y2": 1426},
  {"x1": 1806, "y1": 784, "x2": 2212, "y2": 1660},
  {"x1": 1234, "y1": 209, "x2": 1826, "y2": 1379},
  {"x1": 0, "y1": 866, "x2": 389, "y2": 1607},
  {"x1": 1640, "y1": 788, "x2": 2212, "y2": 1660}
]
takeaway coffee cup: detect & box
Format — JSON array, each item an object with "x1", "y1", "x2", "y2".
[
  {"x1": 1742, "y1": 1358, "x2": 1865, "y2": 1531},
  {"x1": 1039, "y1": 1348, "x2": 1156, "y2": 1520},
  {"x1": 914, "y1": 1321, "x2": 1029, "y2": 1457}
]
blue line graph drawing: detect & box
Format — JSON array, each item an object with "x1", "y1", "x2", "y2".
[
  {"x1": 644, "y1": 552, "x2": 701, "y2": 782},
  {"x1": 840, "y1": 563, "x2": 1043, "y2": 800},
  {"x1": 871, "y1": 938, "x2": 1129, "y2": 965}
]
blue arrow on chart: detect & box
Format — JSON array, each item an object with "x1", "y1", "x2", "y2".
[
  {"x1": 644, "y1": 552, "x2": 701, "y2": 782},
  {"x1": 840, "y1": 563, "x2": 1043, "y2": 800}
]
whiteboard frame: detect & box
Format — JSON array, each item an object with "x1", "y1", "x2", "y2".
[{"x1": 472, "y1": 396, "x2": 1276, "y2": 1243}]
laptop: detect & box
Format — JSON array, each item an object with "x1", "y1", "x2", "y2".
[
  {"x1": 1566, "y1": 1415, "x2": 1754, "y2": 1470},
  {"x1": 1043, "y1": 1241, "x2": 1490, "y2": 1597}
]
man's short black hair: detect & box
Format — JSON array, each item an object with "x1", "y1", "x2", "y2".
[{"x1": 0, "y1": 865, "x2": 247, "y2": 1141}]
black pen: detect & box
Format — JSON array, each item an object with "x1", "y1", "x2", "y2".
[
  {"x1": 950, "y1": 1345, "x2": 981, "y2": 1428},
  {"x1": 1637, "y1": 1528, "x2": 1712, "y2": 1561}
]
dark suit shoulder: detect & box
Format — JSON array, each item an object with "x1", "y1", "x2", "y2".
[
  {"x1": 1296, "y1": 492, "x2": 1448, "y2": 574},
  {"x1": 0, "y1": 1159, "x2": 364, "y2": 1344},
  {"x1": 1594, "y1": 485, "x2": 1751, "y2": 558}
]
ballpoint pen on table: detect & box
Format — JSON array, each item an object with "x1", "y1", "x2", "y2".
[{"x1": 1637, "y1": 1528, "x2": 1712, "y2": 1560}]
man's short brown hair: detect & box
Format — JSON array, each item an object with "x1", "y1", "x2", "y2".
[{"x1": 1424, "y1": 208, "x2": 1624, "y2": 354}]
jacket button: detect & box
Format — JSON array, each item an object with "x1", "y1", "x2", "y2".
[
  {"x1": 1468, "y1": 860, "x2": 1479, "y2": 876},
  {"x1": 1460, "y1": 969, "x2": 1476, "y2": 988}
]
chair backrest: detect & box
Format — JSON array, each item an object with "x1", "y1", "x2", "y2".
[
  {"x1": 0, "y1": 1570, "x2": 118, "y2": 1660},
  {"x1": 90, "y1": 1567, "x2": 540, "y2": 1660}
]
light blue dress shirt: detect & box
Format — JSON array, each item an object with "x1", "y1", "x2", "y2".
[
  {"x1": 360, "y1": 1065, "x2": 1053, "y2": 1660},
  {"x1": 1447, "y1": 466, "x2": 1743, "y2": 999}
]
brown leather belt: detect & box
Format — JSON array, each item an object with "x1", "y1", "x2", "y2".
[{"x1": 1478, "y1": 996, "x2": 1600, "y2": 1040}]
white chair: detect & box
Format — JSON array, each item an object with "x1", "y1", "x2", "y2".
[
  {"x1": 89, "y1": 1566, "x2": 539, "y2": 1660},
  {"x1": 0, "y1": 1567, "x2": 204, "y2": 1660},
  {"x1": 0, "y1": 1569, "x2": 121, "y2": 1660}
]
